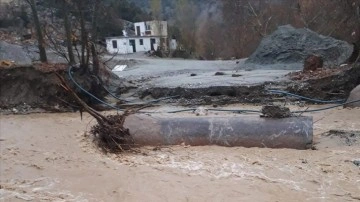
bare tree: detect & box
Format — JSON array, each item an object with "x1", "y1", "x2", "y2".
[
  {"x1": 62, "y1": 0, "x2": 75, "y2": 64},
  {"x1": 24, "y1": 0, "x2": 47, "y2": 62}
]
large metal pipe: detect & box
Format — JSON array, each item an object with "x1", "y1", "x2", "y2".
[{"x1": 124, "y1": 114, "x2": 313, "y2": 149}]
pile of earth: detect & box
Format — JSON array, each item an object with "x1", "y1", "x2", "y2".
[
  {"x1": 244, "y1": 25, "x2": 353, "y2": 70},
  {"x1": 0, "y1": 63, "x2": 124, "y2": 114},
  {"x1": 286, "y1": 63, "x2": 360, "y2": 102}
]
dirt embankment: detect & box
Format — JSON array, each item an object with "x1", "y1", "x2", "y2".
[
  {"x1": 0, "y1": 64, "x2": 112, "y2": 113},
  {"x1": 287, "y1": 64, "x2": 360, "y2": 101},
  {"x1": 138, "y1": 64, "x2": 360, "y2": 106}
]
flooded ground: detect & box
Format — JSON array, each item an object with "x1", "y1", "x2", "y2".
[{"x1": 1, "y1": 105, "x2": 359, "y2": 202}]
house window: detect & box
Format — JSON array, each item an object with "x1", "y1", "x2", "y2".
[
  {"x1": 146, "y1": 24, "x2": 151, "y2": 30},
  {"x1": 139, "y1": 39, "x2": 143, "y2": 45},
  {"x1": 112, "y1": 40, "x2": 117, "y2": 49}
]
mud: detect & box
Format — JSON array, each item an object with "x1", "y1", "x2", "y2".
[
  {"x1": 1, "y1": 105, "x2": 359, "y2": 201},
  {"x1": 0, "y1": 64, "x2": 123, "y2": 113},
  {"x1": 139, "y1": 84, "x2": 272, "y2": 105},
  {"x1": 1, "y1": 59, "x2": 358, "y2": 114},
  {"x1": 261, "y1": 105, "x2": 291, "y2": 118},
  {"x1": 0, "y1": 65, "x2": 72, "y2": 112},
  {"x1": 138, "y1": 64, "x2": 359, "y2": 106},
  {"x1": 287, "y1": 64, "x2": 360, "y2": 101},
  {"x1": 314, "y1": 130, "x2": 360, "y2": 149}
]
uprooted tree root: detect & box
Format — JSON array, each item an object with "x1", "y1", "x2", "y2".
[
  {"x1": 90, "y1": 113, "x2": 135, "y2": 153},
  {"x1": 56, "y1": 73, "x2": 136, "y2": 153}
]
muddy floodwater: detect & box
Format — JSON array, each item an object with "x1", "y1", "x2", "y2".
[{"x1": 1, "y1": 105, "x2": 360, "y2": 202}]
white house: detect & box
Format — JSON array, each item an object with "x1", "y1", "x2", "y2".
[
  {"x1": 106, "y1": 36, "x2": 160, "y2": 54},
  {"x1": 134, "y1": 21, "x2": 168, "y2": 37},
  {"x1": 106, "y1": 20, "x2": 172, "y2": 54}
]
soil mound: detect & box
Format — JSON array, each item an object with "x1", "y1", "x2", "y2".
[
  {"x1": 0, "y1": 64, "x2": 122, "y2": 113},
  {"x1": 287, "y1": 64, "x2": 360, "y2": 101},
  {"x1": 245, "y1": 25, "x2": 353, "y2": 69},
  {"x1": 0, "y1": 65, "x2": 72, "y2": 112}
]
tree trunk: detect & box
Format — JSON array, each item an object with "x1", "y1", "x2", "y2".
[
  {"x1": 28, "y1": 0, "x2": 47, "y2": 62},
  {"x1": 79, "y1": 10, "x2": 87, "y2": 68},
  {"x1": 75, "y1": 0, "x2": 88, "y2": 69},
  {"x1": 91, "y1": 0, "x2": 100, "y2": 42},
  {"x1": 63, "y1": 1, "x2": 75, "y2": 65}
]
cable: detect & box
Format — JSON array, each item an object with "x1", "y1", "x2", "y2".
[
  {"x1": 68, "y1": 66, "x2": 359, "y2": 115},
  {"x1": 268, "y1": 89, "x2": 345, "y2": 104},
  {"x1": 208, "y1": 109, "x2": 261, "y2": 113},
  {"x1": 94, "y1": 75, "x2": 179, "y2": 104},
  {"x1": 101, "y1": 83, "x2": 130, "y2": 103},
  {"x1": 68, "y1": 66, "x2": 125, "y2": 111},
  {"x1": 292, "y1": 99, "x2": 360, "y2": 113},
  {"x1": 166, "y1": 108, "x2": 261, "y2": 114},
  {"x1": 167, "y1": 108, "x2": 197, "y2": 113},
  {"x1": 68, "y1": 66, "x2": 180, "y2": 111}
]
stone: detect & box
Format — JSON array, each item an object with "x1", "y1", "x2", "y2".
[
  {"x1": 303, "y1": 55, "x2": 323, "y2": 72},
  {"x1": 232, "y1": 74, "x2": 242, "y2": 77},
  {"x1": 245, "y1": 25, "x2": 353, "y2": 69},
  {"x1": 261, "y1": 105, "x2": 291, "y2": 118},
  {"x1": 214, "y1": 72, "x2": 225, "y2": 76},
  {"x1": 344, "y1": 85, "x2": 360, "y2": 108}
]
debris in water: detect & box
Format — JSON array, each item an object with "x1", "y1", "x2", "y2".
[
  {"x1": 214, "y1": 72, "x2": 225, "y2": 76},
  {"x1": 261, "y1": 105, "x2": 291, "y2": 118}
]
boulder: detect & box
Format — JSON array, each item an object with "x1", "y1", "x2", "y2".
[
  {"x1": 245, "y1": 25, "x2": 353, "y2": 69},
  {"x1": 344, "y1": 85, "x2": 360, "y2": 108}
]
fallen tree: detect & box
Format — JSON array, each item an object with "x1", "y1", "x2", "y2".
[{"x1": 56, "y1": 73, "x2": 136, "y2": 153}]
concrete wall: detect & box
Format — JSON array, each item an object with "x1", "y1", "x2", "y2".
[
  {"x1": 134, "y1": 22, "x2": 146, "y2": 36},
  {"x1": 106, "y1": 38, "x2": 133, "y2": 54},
  {"x1": 106, "y1": 37, "x2": 161, "y2": 54},
  {"x1": 134, "y1": 21, "x2": 167, "y2": 37},
  {"x1": 147, "y1": 21, "x2": 168, "y2": 37},
  {"x1": 133, "y1": 37, "x2": 160, "y2": 52}
]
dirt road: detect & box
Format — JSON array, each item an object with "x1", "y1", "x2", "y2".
[
  {"x1": 108, "y1": 56, "x2": 292, "y2": 88},
  {"x1": 1, "y1": 106, "x2": 359, "y2": 202}
]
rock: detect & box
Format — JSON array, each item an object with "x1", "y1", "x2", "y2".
[
  {"x1": 353, "y1": 160, "x2": 360, "y2": 166},
  {"x1": 0, "y1": 41, "x2": 32, "y2": 65},
  {"x1": 245, "y1": 25, "x2": 353, "y2": 69},
  {"x1": 303, "y1": 55, "x2": 323, "y2": 72},
  {"x1": 194, "y1": 107, "x2": 208, "y2": 116},
  {"x1": 344, "y1": 85, "x2": 360, "y2": 108},
  {"x1": 12, "y1": 108, "x2": 18, "y2": 113},
  {"x1": 261, "y1": 105, "x2": 291, "y2": 118},
  {"x1": 232, "y1": 74, "x2": 242, "y2": 77},
  {"x1": 214, "y1": 72, "x2": 225, "y2": 76}
]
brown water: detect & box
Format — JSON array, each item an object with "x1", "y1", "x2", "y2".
[{"x1": 1, "y1": 106, "x2": 359, "y2": 202}]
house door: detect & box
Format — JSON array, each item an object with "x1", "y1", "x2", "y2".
[
  {"x1": 129, "y1": 39, "x2": 136, "y2": 53},
  {"x1": 136, "y1": 26, "x2": 140, "y2": 36},
  {"x1": 150, "y1": 38, "x2": 156, "y2": 51}
]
